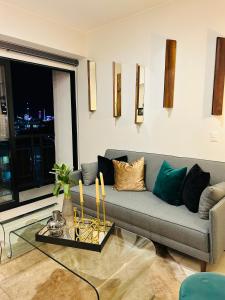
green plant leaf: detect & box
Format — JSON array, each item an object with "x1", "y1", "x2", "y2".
[
  {"x1": 51, "y1": 162, "x2": 72, "y2": 195},
  {"x1": 53, "y1": 163, "x2": 60, "y2": 169},
  {"x1": 53, "y1": 184, "x2": 61, "y2": 197}
]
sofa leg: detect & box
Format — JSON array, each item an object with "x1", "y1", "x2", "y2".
[{"x1": 200, "y1": 261, "x2": 207, "y2": 272}]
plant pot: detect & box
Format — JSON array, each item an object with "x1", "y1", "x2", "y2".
[{"x1": 62, "y1": 189, "x2": 74, "y2": 228}]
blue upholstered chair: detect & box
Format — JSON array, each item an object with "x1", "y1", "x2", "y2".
[{"x1": 179, "y1": 272, "x2": 225, "y2": 300}]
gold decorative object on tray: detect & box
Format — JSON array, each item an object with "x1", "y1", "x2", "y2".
[
  {"x1": 36, "y1": 216, "x2": 114, "y2": 252},
  {"x1": 36, "y1": 173, "x2": 115, "y2": 251}
]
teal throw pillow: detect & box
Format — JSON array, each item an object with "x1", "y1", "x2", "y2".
[{"x1": 153, "y1": 161, "x2": 187, "y2": 206}]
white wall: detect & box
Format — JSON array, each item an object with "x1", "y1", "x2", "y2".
[
  {"x1": 77, "y1": 0, "x2": 225, "y2": 163},
  {"x1": 53, "y1": 71, "x2": 74, "y2": 168},
  {"x1": 0, "y1": 0, "x2": 83, "y2": 168},
  {"x1": 0, "y1": 1, "x2": 86, "y2": 57}
]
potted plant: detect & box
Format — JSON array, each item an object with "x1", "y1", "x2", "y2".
[{"x1": 51, "y1": 163, "x2": 75, "y2": 226}]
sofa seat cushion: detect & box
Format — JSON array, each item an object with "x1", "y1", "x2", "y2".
[{"x1": 71, "y1": 185, "x2": 209, "y2": 252}]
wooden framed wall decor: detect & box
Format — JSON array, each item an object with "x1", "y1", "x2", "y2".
[
  {"x1": 87, "y1": 60, "x2": 97, "y2": 111},
  {"x1": 163, "y1": 39, "x2": 177, "y2": 108},
  {"x1": 113, "y1": 62, "x2": 122, "y2": 117},
  {"x1": 212, "y1": 37, "x2": 225, "y2": 115},
  {"x1": 135, "y1": 64, "x2": 145, "y2": 124}
]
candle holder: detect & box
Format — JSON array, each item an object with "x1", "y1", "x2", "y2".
[
  {"x1": 102, "y1": 195, "x2": 106, "y2": 230},
  {"x1": 36, "y1": 214, "x2": 115, "y2": 252},
  {"x1": 80, "y1": 202, "x2": 84, "y2": 223},
  {"x1": 73, "y1": 207, "x2": 77, "y2": 226},
  {"x1": 96, "y1": 201, "x2": 100, "y2": 224},
  {"x1": 36, "y1": 173, "x2": 114, "y2": 252}
]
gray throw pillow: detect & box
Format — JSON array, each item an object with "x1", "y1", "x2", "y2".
[
  {"x1": 81, "y1": 162, "x2": 98, "y2": 185},
  {"x1": 199, "y1": 182, "x2": 225, "y2": 219}
]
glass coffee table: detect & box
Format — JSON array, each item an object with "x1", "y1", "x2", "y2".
[{"x1": 10, "y1": 218, "x2": 156, "y2": 300}]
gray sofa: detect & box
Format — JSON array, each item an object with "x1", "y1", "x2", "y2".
[{"x1": 71, "y1": 149, "x2": 225, "y2": 268}]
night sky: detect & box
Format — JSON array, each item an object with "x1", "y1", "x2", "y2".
[{"x1": 10, "y1": 61, "x2": 54, "y2": 119}]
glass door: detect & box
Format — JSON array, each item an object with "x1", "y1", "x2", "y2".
[
  {"x1": 0, "y1": 63, "x2": 15, "y2": 205},
  {"x1": 10, "y1": 61, "x2": 55, "y2": 202}
]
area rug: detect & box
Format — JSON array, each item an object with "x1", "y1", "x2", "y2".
[{"x1": 0, "y1": 242, "x2": 195, "y2": 300}]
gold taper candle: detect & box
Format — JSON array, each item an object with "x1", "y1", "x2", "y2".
[
  {"x1": 95, "y1": 178, "x2": 100, "y2": 222},
  {"x1": 99, "y1": 172, "x2": 106, "y2": 197},
  {"x1": 79, "y1": 179, "x2": 84, "y2": 222},
  {"x1": 95, "y1": 178, "x2": 100, "y2": 203},
  {"x1": 79, "y1": 179, "x2": 84, "y2": 203},
  {"x1": 100, "y1": 172, "x2": 106, "y2": 228}
]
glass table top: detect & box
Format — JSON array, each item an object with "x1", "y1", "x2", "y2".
[{"x1": 11, "y1": 218, "x2": 156, "y2": 300}]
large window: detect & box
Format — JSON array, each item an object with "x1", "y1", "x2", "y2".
[
  {"x1": 0, "y1": 64, "x2": 13, "y2": 204},
  {"x1": 0, "y1": 57, "x2": 77, "y2": 211},
  {"x1": 12, "y1": 62, "x2": 54, "y2": 136},
  {"x1": 11, "y1": 61, "x2": 55, "y2": 193}
]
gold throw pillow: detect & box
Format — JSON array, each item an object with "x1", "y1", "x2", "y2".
[{"x1": 113, "y1": 157, "x2": 146, "y2": 191}]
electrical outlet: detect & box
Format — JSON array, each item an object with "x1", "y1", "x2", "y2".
[{"x1": 210, "y1": 131, "x2": 220, "y2": 142}]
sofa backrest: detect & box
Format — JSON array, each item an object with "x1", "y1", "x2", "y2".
[{"x1": 105, "y1": 149, "x2": 225, "y2": 191}]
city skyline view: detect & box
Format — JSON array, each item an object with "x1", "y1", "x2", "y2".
[{"x1": 11, "y1": 61, "x2": 54, "y2": 135}]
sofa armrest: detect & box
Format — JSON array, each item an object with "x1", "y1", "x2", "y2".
[
  {"x1": 69, "y1": 170, "x2": 82, "y2": 186},
  {"x1": 209, "y1": 197, "x2": 225, "y2": 263}
]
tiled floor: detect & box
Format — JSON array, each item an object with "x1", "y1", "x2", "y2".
[
  {"x1": 0, "y1": 240, "x2": 224, "y2": 300},
  {"x1": 169, "y1": 248, "x2": 225, "y2": 274},
  {"x1": 0, "y1": 250, "x2": 96, "y2": 300},
  {"x1": 0, "y1": 196, "x2": 225, "y2": 299}
]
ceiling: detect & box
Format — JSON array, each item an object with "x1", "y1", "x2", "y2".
[{"x1": 3, "y1": 0, "x2": 170, "y2": 32}]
